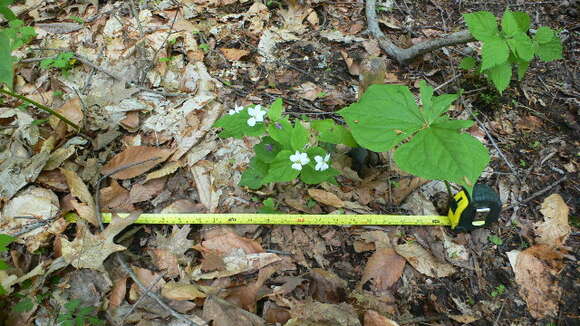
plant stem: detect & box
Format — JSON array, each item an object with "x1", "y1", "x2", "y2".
[{"x1": 0, "y1": 87, "x2": 81, "y2": 131}]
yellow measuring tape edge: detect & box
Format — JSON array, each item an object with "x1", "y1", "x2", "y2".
[{"x1": 101, "y1": 213, "x2": 451, "y2": 226}]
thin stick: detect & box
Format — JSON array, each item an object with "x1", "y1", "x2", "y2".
[
  {"x1": 120, "y1": 272, "x2": 165, "y2": 324},
  {"x1": 507, "y1": 175, "x2": 568, "y2": 209}
]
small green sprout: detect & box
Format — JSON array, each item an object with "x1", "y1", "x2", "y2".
[
  {"x1": 490, "y1": 284, "x2": 506, "y2": 297},
  {"x1": 488, "y1": 234, "x2": 503, "y2": 245}
]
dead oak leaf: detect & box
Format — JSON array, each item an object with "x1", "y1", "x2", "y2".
[
  {"x1": 308, "y1": 189, "x2": 344, "y2": 208},
  {"x1": 361, "y1": 248, "x2": 405, "y2": 291},
  {"x1": 61, "y1": 213, "x2": 139, "y2": 271},
  {"x1": 61, "y1": 168, "x2": 97, "y2": 225},
  {"x1": 395, "y1": 242, "x2": 456, "y2": 278},
  {"x1": 101, "y1": 146, "x2": 174, "y2": 179},
  {"x1": 536, "y1": 194, "x2": 571, "y2": 248}
]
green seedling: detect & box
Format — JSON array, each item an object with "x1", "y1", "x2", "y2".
[
  {"x1": 488, "y1": 234, "x2": 503, "y2": 245},
  {"x1": 40, "y1": 51, "x2": 76, "y2": 75},
  {"x1": 463, "y1": 10, "x2": 563, "y2": 93},
  {"x1": 68, "y1": 16, "x2": 84, "y2": 24},
  {"x1": 57, "y1": 299, "x2": 104, "y2": 326},
  {"x1": 0, "y1": 234, "x2": 15, "y2": 295},
  {"x1": 490, "y1": 284, "x2": 506, "y2": 297},
  {"x1": 259, "y1": 198, "x2": 281, "y2": 214},
  {"x1": 199, "y1": 43, "x2": 209, "y2": 53}
]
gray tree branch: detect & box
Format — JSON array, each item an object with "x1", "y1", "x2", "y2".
[{"x1": 366, "y1": 0, "x2": 475, "y2": 64}]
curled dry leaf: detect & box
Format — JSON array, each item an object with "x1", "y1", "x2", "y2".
[
  {"x1": 60, "y1": 213, "x2": 139, "y2": 271},
  {"x1": 101, "y1": 146, "x2": 174, "y2": 180},
  {"x1": 191, "y1": 160, "x2": 221, "y2": 212},
  {"x1": 536, "y1": 194, "x2": 570, "y2": 248},
  {"x1": 361, "y1": 248, "x2": 405, "y2": 291},
  {"x1": 61, "y1": 169, "x2": 97, "y2": 225},
  {"x1": 395, "y1": 242, "x2": 456, "y2": 278},
  {"x1": 308, "y1": 189, "x2": 345, "y2": 208}
]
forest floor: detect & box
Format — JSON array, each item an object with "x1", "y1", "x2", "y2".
[{"x1": 0, "y1": 0, "x2": 578, "y2": 325}]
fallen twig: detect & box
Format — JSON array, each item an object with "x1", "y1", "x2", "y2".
[
  {"x1": 365, "y1": 0, "x2": 475, "y2": 64},
  {"x1": 507, "y1": 175, "x2": 568, "y2": 209}
]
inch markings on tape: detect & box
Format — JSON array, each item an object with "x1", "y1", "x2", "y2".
[{"x1": 101, "y1": 213, "x2": 451, "y2": 226}]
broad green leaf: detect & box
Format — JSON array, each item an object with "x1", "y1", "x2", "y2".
[
  {"x1": 267, "y1": 119, "x2": 293, "y2": 149},
  {"x1": 0, "y1": 32, "x2": 14, "y2": 89},
  {"x1": 463, "y1": 11, "x2": 500, "y2": 41},
  {"x1": 290, "y1": 121, "x2": 309, "y2": 151},
  {"x1": 481, "y1": 39, "x2": 509, "y2": 70},
  {"x1": 239, "y1": 157, "x2": 268, "y2": 189},
  {"x1": 300, "y1": 165, "x2": 340, "y2": 185},
  {"x1": 12, "y1": 298, "x2": 34, "y2": 313},
  {"x1": 535, "y1": 39, "x2": 563, "y2": 62},
  {"x1": 507, "y1": 33, "x2": 534, "y2": 61},
  {"x1": 501, "y1": 10, "x2": 530, "y2": 36},
  {"x1": 459, "y1": 57, "x2": 477, "y2": 70},
  {"x1": 263, "y1": 150, "x2": 300, "y2": 183},
  {"x1": 394, "y1": 127, "x2": 489, "y2": 190},
  {"x1": 0, "y1": 284, "x2": 5, "y2": 295},
  {"x1": 516, "y1": 60, "x2": 529, "y2": 80},
  {"x1": 0, "y1": 233, "x2": 14, "y2": 250},
  {"x1": 0, "y1": 6, "x2": 16, "y2": 21},
  {"x1": 311, "y1": 119, "x2": 357, "y2": 147},
  {"x1": 418, "y1": 81, "x2": 458, "y2": 123},
  {"x1": 431, "y1": 117, "x2": 474, "y2": 130},
  {"x1": 0, "y1": 259, "x2": 9, "y2": 270},
  {"x1": 65, "y1": 299, "x2": 81, "y2": 312},
  {"x1": 486, "y1": 62, "x2": 512, "y2": 94},
  {"x1": 214, "y1": 110, "x2": 266, "y2": 138},
  {"x1": 534, "y1": 26, "x2": 555, "y2": 44},
  {"x1": 338, "y1": 84, "x2": 423, "y2": 152},
  {"x1": 254, "y1": 137, "x2": 281, "y2": 163},
  {"x1": 419, "y1": 80, "x2": 434, "y2": 116},
  {"x1": 259, "y1": 198, "x2": 281, "y2": 214},
  {"x1": 268, "y1": 98, "x2": 283, "y2": 121}
]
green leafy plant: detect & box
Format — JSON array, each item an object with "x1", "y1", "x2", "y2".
[
  {"x1": 40, "y1": 51, "x2": 76, "y2": 75},
  {"x1": 490, "y1": 284, "x2": 506, "y2": 297},
  {"x1": 0, "y1": 234, "x2": 15, "y2": 295},
  {"x1": 339, "y1": 81, "x2": 489, "y2": 194},
  {"x1": 57, "y1": 299, "x2": 104, "y2": 326},
  {"x1": 488, "y1": 234, "x2": 503, "y2": 245},
  {"x1": 214, "y1": 99, "x2": 356, "y2": 189},
  {"x1": 68, "y1": 15, "x2": 84, "y2": 24},
  {"x1": 462, "y1": 10, "x2": 563, "y2": 93},
  {"x1": 259, "y1": 198, "x2": 281, "y2": 214}
]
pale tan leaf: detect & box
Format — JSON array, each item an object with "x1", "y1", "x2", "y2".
[
  {"x1": 61, "y1": 168, "x2": 96, "y2": 225},
  {"x1": 361, "y1": 248, "x2": 405, "y2": 291},
  {"x1": 395, "y1": 242, "x2": 456, "y2": 278},
  {"x1": 162, "y1": 281, "x2": 207, "y2": 301},
  {"x1": 202, "y1": 227, "x2": 264, "y2": 254},
  {"x1": 308, "y1": 189, "x2": 344, "y2": 208},
  {"x1": 191, "y1": 249, "x2": 280, "y2": 280},
  {"x1": 220, "y1": 48, "x2": 250, "y2": 61},
  {"x1": 145, "y1": 161, "x2": 182, "y2": 182},
  {"x1": 43, "y1": 146, "x2": 76, "y2": 171},
  {"x1": 191, "y1": 160, "x2": 221, "y2": 212},
  {"x1": 364, "y1": 310, "x2": 399, "y2": 326},
  {"x1": 536, "y1": 194, "x2": 570, "y2": 248},
  {"x1": 109, "y1": 277, "x2": 127, "y2": 308},
  {"x1": 49, "y1": 98, "x2": 83, "y2": 131},
  {"x1": 129, "y1": 178, "x2": 166, "y2": 203},
  {"x1": 101, "y1": 146, "x2": 174, "y2": 179}
]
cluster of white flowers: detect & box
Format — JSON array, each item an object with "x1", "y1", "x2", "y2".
[
  {"x1": 247, "y1": 105, "x2": 267, "y2": 127},
  {"x1": 228, "y1": 104, "x2": 268, "y2": 127},
  {"x1": 289, "y1": 151, "x2": 330, "y2": 172}
]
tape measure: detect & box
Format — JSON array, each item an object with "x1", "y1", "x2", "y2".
[{"x1": 102, "y1": 184, "x2": 501, "y2": 232}]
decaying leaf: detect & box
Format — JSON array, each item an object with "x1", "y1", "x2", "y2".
[
  {"x1": 162, "y1": 281, "x2": 207, "y2": 301},
  {"x1": 220, "y1": 48, "x2": 250, "y2": 61},
  {"x1": 308, "y1": 189, "x2": 345, "y2": 208},
  {"x1": 361, "y1": 248, "x2": 405, "y2": 291},
  {"x1": 61, "y1": 213, "x2": 139, "y2": 271},
  {"x1": 101, "y1": 146, "x2": 174, "y2": 179},
  {"x1": 48, "y1": 98, "x2": 84, "y2": 132},
  {"x1": 202, "y1": 227, "x2": 264, "y2": 254},
  {"x1": 191, "y1": 160, "x2": 221, "y2": 212},
  {"x1": 286, "y1": 301, "x2": 361, "y2": 326},
  {"x1": 364, "y1": 310, "x2": 399, "y2": 326},
  {"x1": 191, "y1": 248, "x2": 280, "y2": 280},
  {"x1": 109, "y1": 277, "x2": 127, "y2": 308},
  {"x1": 395, "y1": 242, "x2": 456, "y2": 278},
  {"x1": 536, "y1": 194, "x2": 570, "y2": 248},
  {"x1": 307, "y1": 268, "x2": 348, "y2": 303},
  {"x1": 203, "y1": 295, "x2": 265, "y2": 326},
  {"x1": 61, "y1": 168, "x2": 97, "y2": 225}
]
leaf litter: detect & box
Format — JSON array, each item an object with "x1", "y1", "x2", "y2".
[{"x1": 0, "y1": 0, "x2": 577, "y2": 325}]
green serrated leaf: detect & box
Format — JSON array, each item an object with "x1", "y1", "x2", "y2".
[
  {"x1": 311, "y1": 119, "x2": 357, "y2": 147},
  {"x1": 239, "y1": 158, "x2": 268, "y2": 189},
  {"x1": 486, "y1": 62, "x2": 512, "y2": 94},
  {"x1": 459, "y1": 56, "x2": 477, "y2": 70},
  {"x1": 0, "y1": 32, "x2": 14, "y2": 89},
  {"x1": 427, "y1": 94, "x2": 459, "y2": 122},
  {"x1": 268, "y1": 98, "x2": 283, "y2": 121},
  {"x1": 516, "y1": 60, "x2": 529, "y2": 80},
  {"x1": 501, "y1": 10, "x2": 530, "y2": 36},
  {"x1": 254, "y1": 137, "x2": 281, "y2": 163},
  {"x1": 214, "y1": 110, "x2": 266, "y2": 139},
  {"x1": 267, "y1": 119, "x2": 293, "y2": 149},
  {"x1": 338, "y1": 84, "x2": 423, "y2": 152},
  {"x1": 507, "y1": 33, "x2": 534, "y2": 61},
  {"x1": 290, "y1": 121, "x2": 309, "y2": 151},
  {"x1": 0, "y1": 233, "x2": 15, "y2": 249},
  {"x1": 481, "y1": 39, "x2": 509, "y2": 70},
  {"x1": 12, "y1": 298, "x2": 34, "y2": 313},
  {"x1": 394, "y1": 127, "x2": 489, "y2": 190},
  {"x1": 0, "y1": 6, "x2": 16, "y2": 21},
  {"x1": 263, "y1": 150, "x2": 300, "y2": 183},
  {"x1": 259, "y1": 198, "x2": 280, "y2": 214},
  {"x1": 535, "y1": 38, "x2": 563, "y2": 62},
  {"x1": 534, "y1": 26, "x2": 555, "y2": 44},
  {"x1": 463, "y1": 11, "x2": 500, "y2": 41}
]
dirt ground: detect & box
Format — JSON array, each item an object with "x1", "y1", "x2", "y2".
[{"x1": 0, "y1": 0, "x2": 578, "y2": 325}]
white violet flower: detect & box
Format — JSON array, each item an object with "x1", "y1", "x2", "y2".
[
  {"x1": 314, "y1": 153, "x2": 330, "y2": 171},
  {"x1": 290, "y1": 151, "x2": 310, "y2": 171},
  {"x1": 247, "y1": 105, "x2": 267, "y2": 127},
  {"x1": 228, "y1": 105, "x2": 245, "y2": 115}
]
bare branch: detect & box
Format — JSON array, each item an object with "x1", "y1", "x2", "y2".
[{"x1": 366, "y1": 0, "x2": 475, "y2": 64}]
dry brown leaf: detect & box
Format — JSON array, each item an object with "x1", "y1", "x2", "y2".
[
  {"x1": 129, "y1": 267, "x2": 166, "y2": 301},
  {"x1": 364, "y1": 310, "x2": 399, "y2": 326},
  {"x1": 200, "y1": 251, "x2": 226, "y2": 272},
  {"x1": 390, "y1": 177, "x2": 428, "y2": 205},
  {"x1": 61, "y1": 168, "x2": 97, "y2": 225},
  {"x1": 191, "y1": 249, "x2": 280, "y2": 280},
  {"x1": 148, "y1": 248, "x2": 180, "y2": 278},
  {"x1": 99, "y1": 180, "x2": 132, "y2": 211},
  {"x1": 101, "y1": 146, "x2": 174, "y2": 179},
  {"x1": 202, "y1": 227, "x2": 264, "y2": 254},
  {"x1": 395, "y1": 242, "x2": 456, "y2": 278},
  {"x1": 536, "y1": 194, "x2": 570, "y2": 248},
  {"x1": 191, "y1": 160, "x2": 221, "y2": 212},
  {"x1": 308, "y1": 268, "x2": 348, "y2": 303},
  {"x1": 361, "y1": 248, "x2": 405, "y2": 291},
  {"x1": 308, "y1": 189, "x2": 344, "y2": 208},
  {"x1": 286, "y1": 302, "x2": 360, "y2": 326},
  {"x1": 295, "y1": 82, "x2": 324, "y2": 101},
  {"x1": 145, "y1": 161, "x2": 182, "y2": 182},
  {"x1": 220, "y1": 48, "x2": 250, "y2": 61},
  {"x1": 152, "y1": 225, "x2": 194, "y2": 257},
  {"x1": 129, "y1": 178, "x2": 166, "y2": 203},
  {"x1": 120, "y1": 111, "x2": 139, "y2": 131},
  {"x1": 49, "y1": 98, "x2": 83, "y2": 131},
  {"x1": 507, "y1": 246, "x2": 563, "y2": 319},
  {"x1": 203, "y1": 295, "x2": 265, "y2": 326},
  {"x1": 44, "y1": 146, "x2": 76, "y2": 171},
  {"x1": 60, "y1": 213, "x2": 139, "y2": 271},
  {"x1": 226, "y1": 266, "x2": 275, "y2": 312},
  {"x1": 109, "y1": 277, "x2": 127, "y2": 308},
  {"x1": 162, "y1": 281, "x2": 207, "y2": 301},
  {"x1": 36, "y1": 170, "x2": 68, "y2": 191}
]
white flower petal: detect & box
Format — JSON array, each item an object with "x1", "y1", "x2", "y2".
[
  {"x1": 324, "y1": 153, "x2": 330, "y2": 161},
  {"x1": 291, "y1": 163, "x2": 303, "y2": 171},
  {"x1": 290, "y1": 151, "x2": 301, "y2": 162},
  {"x1": 247, "y1": 117, "x2": 256, "y2": 127},
  {"x1": 314, "y1": 155, "x2": 323, "y2": 163},
  {"x1": 298, "y1": 153, "x2": 310, "y2": 165},
  {"x1": 228, "y1": 109, "x2": 236, "y2": 115}
]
